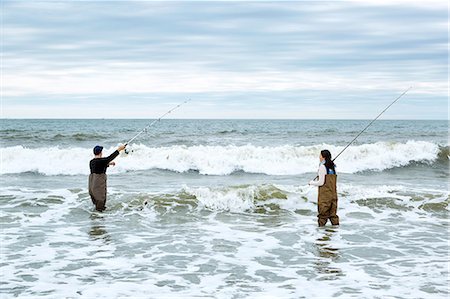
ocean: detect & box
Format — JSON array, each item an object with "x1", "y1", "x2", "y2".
[{"x1": 0, "y1": 119, "x2": 448, "y2": 298}]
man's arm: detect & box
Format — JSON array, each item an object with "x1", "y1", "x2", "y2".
[{"x1": 105, "y1": 144, "x2": 126, "y2": 163}]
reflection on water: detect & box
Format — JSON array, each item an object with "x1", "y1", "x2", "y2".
[
  {"x1": 89, "y1": 214, "x2": 111, "y2": 244},
  {"x1": 314, "y1": 227, "x2": 344, "y2": 280}
]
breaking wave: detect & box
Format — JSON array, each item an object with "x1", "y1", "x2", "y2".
[
  {"x1": 178, "y1": 183, "x2": 449, "y2": 213},
  {"x1": 0, "y1": 141, "x2": 446, "y2": 176},
  {"x1": 96, "y1": 184, "x2": 449, "y2": 214}
]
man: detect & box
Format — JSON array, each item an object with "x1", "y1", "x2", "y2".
[{"x1": 89, "y1": 144, "x2": 126, "y2": 211}]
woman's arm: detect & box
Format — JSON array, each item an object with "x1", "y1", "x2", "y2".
[{"x1": 309, "y1": 165, "x2": 327, "y2": 186}]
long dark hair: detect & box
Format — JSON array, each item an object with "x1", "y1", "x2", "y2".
[{"x1": 321, "y1": 149, "x2": 336, "y2": 174}]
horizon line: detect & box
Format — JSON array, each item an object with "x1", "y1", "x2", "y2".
[{"x1": 0, "y1": 118, "x2": 447, "y2": 121}]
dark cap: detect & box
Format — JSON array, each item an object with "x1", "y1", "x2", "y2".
[{"x1": 93, "y1": 145, "x2": 103, "y2": 155}]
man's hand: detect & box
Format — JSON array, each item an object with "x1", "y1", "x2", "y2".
[
  {"x1": 117, "y1": 144, "x2": 126, "y2": 152},
  {"x1": 109, "y1": 162, "x2": 116, "y2": 166}
]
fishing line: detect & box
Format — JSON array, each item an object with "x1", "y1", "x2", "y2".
[
  {"x1": 302, "y1": 185, "x2": 314, "y2": 195},
  {"x1": 124, "y1": 99, "x2": 191, "y2": 148}
]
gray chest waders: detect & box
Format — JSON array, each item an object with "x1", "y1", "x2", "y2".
[{"x1": 88, "y1": 173, "x2": 107, "y2": 212}]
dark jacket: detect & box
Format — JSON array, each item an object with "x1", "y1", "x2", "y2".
[{"x1": 88, "y1": 150, "x2": 119, "y2": 211}]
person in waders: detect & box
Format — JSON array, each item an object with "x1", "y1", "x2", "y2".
[
  {"x1": 89, "y1": 144, "x2": 126, "y2": 212},
  {"x1": 309, "y1": 150, "x2": 339, "y2": 227}
]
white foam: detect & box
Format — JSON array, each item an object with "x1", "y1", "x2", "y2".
[
  {"x1": 0, "y1": 140, "x2": 441, "y2": 176},
  {"x1": 183, "y1": 185, "x2": 257, "y2": 212},
  {"x1": 1, "y1": 184, "x2": 448, "y2": 299},
  {"x1": 185, "y1": 183, "x2": 447, "y2": 211}
]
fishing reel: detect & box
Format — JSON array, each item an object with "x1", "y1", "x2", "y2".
[
  {"x1": 124, "y1": 148, "x2": 135, "y2": 155},
  {"x1": 120, "y1": 143, "x2": 134, "y2": 156}
]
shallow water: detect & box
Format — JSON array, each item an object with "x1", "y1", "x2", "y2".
[{"x1": 1, "y1": 119, "x2": 448, "y2": 298}]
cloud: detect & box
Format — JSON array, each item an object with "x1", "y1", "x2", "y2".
[
  {"x1": 1, "y1": 1, "x2": 447, "y2": 119},
  {"x1": 3, "y1": 61, "x2": 446, "y2": 97}
]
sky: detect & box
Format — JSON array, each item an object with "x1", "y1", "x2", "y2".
[{"x1": 1, "y1": 0, "x2": 448, "y2": 119}]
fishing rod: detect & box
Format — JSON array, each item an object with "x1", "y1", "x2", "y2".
[
  {"x1": 306, "y1": 86, "x2": 413, "y2": 188},
  {"x1": 332, "y1": 86, "x2": 413, "y2": 162},
  {"x1": 125, "y1": 99, "x2": 191, "y2": 146}
]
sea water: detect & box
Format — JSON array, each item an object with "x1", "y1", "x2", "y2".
[{"x1": 0, "y1": 119, "x2": 448, "y2": 298}]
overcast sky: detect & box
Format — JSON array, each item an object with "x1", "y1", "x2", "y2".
[{"x1": 2, "y1": 0, "x2": 448, "y2": 119}]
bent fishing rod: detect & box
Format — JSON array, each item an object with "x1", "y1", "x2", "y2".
[
  {"x1": 309, "y1": 86, "x2": 413, "y2": 183},
  {"x1": 125, "y1": 99, "x2": 191, "y2": 146}
]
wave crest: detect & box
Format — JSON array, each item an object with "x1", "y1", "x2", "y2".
[
  {"x1": 0, "y1": 141, "x2": 443, "y2": 176},
  {"x1": 141, "y1": 184, "x2": 448, "y2": 213}
]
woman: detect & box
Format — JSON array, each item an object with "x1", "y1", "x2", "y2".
[{"x1": 309, "y1": 150, "x2": 339, "y2": 226}]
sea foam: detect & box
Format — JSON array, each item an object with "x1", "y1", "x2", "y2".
[{"x1": 0, "y1": 140, "x2": 442, "y2": 176}]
